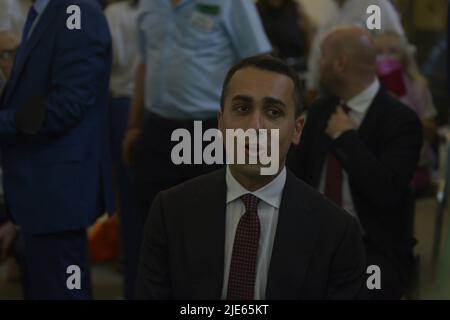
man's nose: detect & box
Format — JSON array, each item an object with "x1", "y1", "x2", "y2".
[{"x1": 247, "y1": 110, "x2": 264, "y2": 131}]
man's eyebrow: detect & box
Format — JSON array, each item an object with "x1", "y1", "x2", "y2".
[
  {"x1": 231, "y1": 95, "x2": 253, "y2": 103},
  {"x1": 263, "y1": 97, "x2": 287, "y2": 108}
]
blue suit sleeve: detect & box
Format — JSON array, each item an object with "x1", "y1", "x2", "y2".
[
  {"x1": 0, "y1": 2, "x2": 111, "y2": 141},
  {"x1": 39, "y1": 4, "x2": 111, "y2": 138}
]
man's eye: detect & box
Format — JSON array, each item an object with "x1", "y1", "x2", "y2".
[
  {"x1": 267, "y1": 108, "x2": 282, "y2": 118},
  {"x1": 235, "y1": 105, "x2": 250, "y2": 113}
]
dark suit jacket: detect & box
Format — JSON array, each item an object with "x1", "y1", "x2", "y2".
[
  {"x1": 288, "y1": 88, "x2": 423, "y2": 276},
  {"x1": 136, "y1": 168, "x2": 367, "y2": 300},
  {"x1": 0, "y1": 0, "x2": 114, "y2": 234}
]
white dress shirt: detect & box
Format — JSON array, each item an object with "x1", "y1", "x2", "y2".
[
  {"x1": 105, "y1": 2, "x2": 139, "y2": 98},
  {"x1": 221, "y1": 166, "x2": 286, "y2": 300},
  {"x1": 318, "y1": 78, "x2": 380, "y2": 225},
  {"x1": 307, "y1": 0, "x2": 405, "y2": 90}
]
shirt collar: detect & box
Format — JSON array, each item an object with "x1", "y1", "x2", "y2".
[
  {"x1": 33, "y1": 0, "x2": 51, "y2": 15},
  {"x1": 345, "y1": 78, "x2": 380, "y2": 114},
  {"x1": 225, "y1": 166, "x2": 287, "y2": 209}
]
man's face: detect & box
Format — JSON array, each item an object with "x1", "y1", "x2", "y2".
[
  {"x1": 0, "y1": 34, "x2": 18, "y2": 79},
  {"x1": 218, "y1": 67, "x2": 302, "y2": 178}
]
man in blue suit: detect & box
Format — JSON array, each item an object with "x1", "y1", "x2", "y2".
[{"x1": 0, "y1": 0, "x2": 114, "y2": 299}]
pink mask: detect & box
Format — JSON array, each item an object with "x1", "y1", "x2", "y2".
[
  {"x1": 376, "y1": 58, "x2": 406, "y2": 97},
  {"x1": 376, "y1": 58, "x2": 403, "y2": 76}
]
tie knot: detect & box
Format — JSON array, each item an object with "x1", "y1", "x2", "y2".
[{"x1": 241, "y1": 194, "x2": 259, "y2": 212}]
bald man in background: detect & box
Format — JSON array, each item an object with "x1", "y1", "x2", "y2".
[
  {"x1": 288, "y1": 27, "x2": 423, "y2": 299},
  {"x1": 306, "y1": 0, "x2": 405, "y2": 98}
]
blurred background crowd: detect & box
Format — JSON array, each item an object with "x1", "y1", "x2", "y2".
[{"x1": 0, "y1": 0, "x2": 448, "y2": 299}]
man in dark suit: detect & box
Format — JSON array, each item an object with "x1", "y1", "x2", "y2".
[
  {"x1": 136, "y1": 55, "x2": 367, "y2": 300},
  {"x1": 0, "y1": 0, "x2": 114, "y2": 299},
  {"x1": 288, "y1": 27, "x2": 423, "y2": 299}
]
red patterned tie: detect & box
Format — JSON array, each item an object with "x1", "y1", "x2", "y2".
[
  {"x1": 227, "y1": 194, "x2": 260, "y2": 300},
  {"x1": 324, "y1": 104, "x2": 350, "y2": 207}
]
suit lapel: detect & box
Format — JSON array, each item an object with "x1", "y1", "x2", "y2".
[
  {"x1": 266, "y1": 171, "x2": 320, "y2": 299},
  {"x1": 184, "y1": 169, "x2": 227, "y2": 299},
  {"x1": 357, "y1": 88, "x2": 385, "y2": 144},
  {"x1": 4, "y1": 0, "x2": 59, "y2": 103}
]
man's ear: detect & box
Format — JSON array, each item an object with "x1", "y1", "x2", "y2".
[
  {"x1": 336, "y1": 54, "x2": 347, "y2": 73},
  {"x1": 292, "y1": 116, "x2": 304, "y2": 145}
]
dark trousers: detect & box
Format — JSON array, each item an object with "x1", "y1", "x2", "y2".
[
  {"x1": 109, "y1": 96, "x2": 139, "y2": 300},
  {"x1": 22, "y1": 229, "x2": 92, "y2": 300},
  {"x1": 132, "y1": 113, "x2": 221, "y2": 296}
]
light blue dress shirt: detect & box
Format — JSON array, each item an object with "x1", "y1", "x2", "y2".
[{"x1": 137, "y1": 0, "x2": 272, "y2": 120}]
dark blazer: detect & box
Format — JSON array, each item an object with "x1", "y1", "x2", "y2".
[
  {"x1": 136, "y1": 168, "x2": 367, "y2": 300},
  {"x1": 288, "y1": 88, "x2": 423, "y2": 275},
  {"x1": 0, "y1": 0, "x2": 114, "y2": 234}
]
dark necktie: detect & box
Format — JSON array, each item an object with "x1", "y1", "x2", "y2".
[
  {"x1": 13, "y1": 6, "x2": 38, "y2": 72},
  {"x1": 324, "y1": 104, "x2": 350, "y2": 207},
  {"x1": 227, "y1": 194, "x2": 260, "y2": 300}
]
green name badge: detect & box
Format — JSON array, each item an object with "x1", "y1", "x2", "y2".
[{"x1": 195, "y1": 3, "x2": 221, "y2": 16}]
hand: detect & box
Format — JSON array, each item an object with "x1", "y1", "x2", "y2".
[
  {"x1": 122, "y1": 127, "x2": 141, "y2": 167},
  {"x1": 0, "y1": 221, "x2": 17, "y2": 261},
  {"x1": 326, "y1": 106, "x2": 357, "y2": 139}
]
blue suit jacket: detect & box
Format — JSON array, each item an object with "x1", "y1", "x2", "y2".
[{"x1": 0, "y1": 0, "x2": 114, "y2": 234}]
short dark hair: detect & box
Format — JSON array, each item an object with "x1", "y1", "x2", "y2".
[{"x1": 220, "y1": 55, "x2": 304, "y2": 116}]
